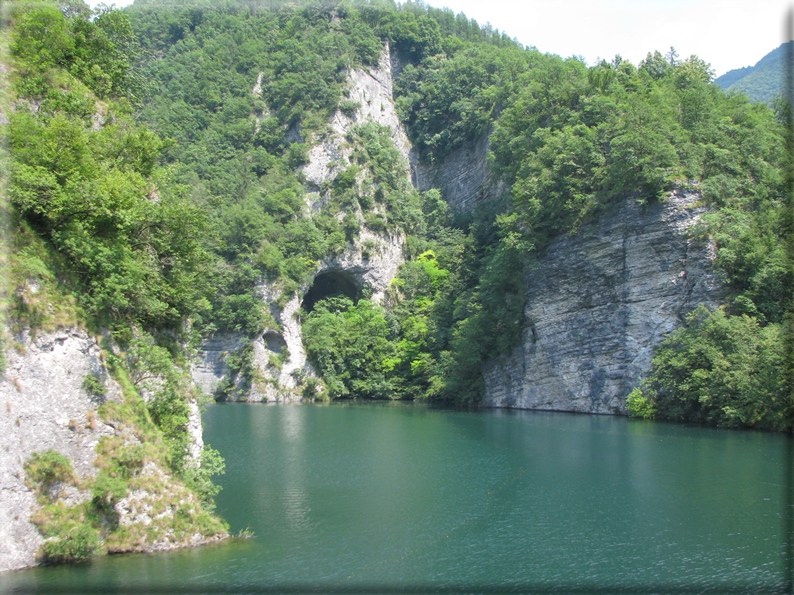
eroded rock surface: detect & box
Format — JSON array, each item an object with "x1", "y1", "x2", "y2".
[
  {"x1": 412, "y1": 132, "x2": 506, "y2": 212},
  {"x1": 194, "y1": 47, "x2": 410, "y2": 402},
  {"x1": 483, "y1": 191, "x2": 723, "y2": 414},
  {"x1": 0, "y1": 329, "x2": 118, "y2": 572}
]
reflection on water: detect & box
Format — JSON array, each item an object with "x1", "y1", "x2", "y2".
[{"x1": 0, "y1": 402, "x2": 788, "y2": 592}]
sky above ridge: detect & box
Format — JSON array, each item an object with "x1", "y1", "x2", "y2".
[{"x1": 89, "y1": 0, "x2": 791, "y2": 77}]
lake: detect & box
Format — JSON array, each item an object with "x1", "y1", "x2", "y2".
[{"x1": 2, "y1": 402, "x2": 789, "y2": 593}]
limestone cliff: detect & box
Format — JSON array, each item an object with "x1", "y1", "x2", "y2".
[
  {"x1": 0, "y1": 329, "x2": 116, "y2": 572},
  {"x1": 192, "y1": 46, "x2": 411, "y2": 402},
  {"x1": 411, "y1": 131, "x2": 506, "y2": 213},
  {"x1": 483, "y1": 190, "x2": 723, "y2": 413},
  {"x1": 0, "y1": 328, "x2": 226, "y2": 572}
]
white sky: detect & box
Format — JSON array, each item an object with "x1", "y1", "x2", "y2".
[{"x1": 88, "y1": 0, "x2": 794, "y2": 76}]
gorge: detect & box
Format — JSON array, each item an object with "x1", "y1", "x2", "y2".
[{"x1": 1, "y1": 0, "x2": 790, "y2": 575}]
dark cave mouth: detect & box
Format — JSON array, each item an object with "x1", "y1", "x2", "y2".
[{"x1": 301, "y1": 269, "x2": 361, "y2": 313}]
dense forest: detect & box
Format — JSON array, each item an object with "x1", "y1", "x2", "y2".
[
  {"x1": 3, "y1": 0, "x2": 793, "y2": 538},
  {"x1": 715, "y1": 42, "x2": 792, "y2": 105}
]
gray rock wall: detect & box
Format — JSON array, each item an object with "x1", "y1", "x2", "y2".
[
  {"x1": 411, "y1": 132, "x2": 506, "y2": 212},
  {"x1": 0, "y1": 328, "x2": 119, "y2": 572},
  {"x1": 483, "y1": 191, "x2": 723, "y2": 414}
]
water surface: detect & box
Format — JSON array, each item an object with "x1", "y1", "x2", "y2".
[{"x1": 2, "y1": 402, "x2": 789, "y2": 593}]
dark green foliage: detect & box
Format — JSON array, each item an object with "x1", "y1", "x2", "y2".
[
  {"x1": 8, "y1": 84, "x2": 212, "y2": 331},
  {"x1": 183, "y1": 446, "x2": 226, "y2": 510},
  {"x1": 40, "y1": 523, "x2": 101, "y2": 564},
  {"x1": 91, "y1": 471, "x2": 129, "y2": 516},
  {"x1": 393, "y1": 33, "x2": 788, "y2": 411},
  {"x1": 9, "y1": 0, "x2": 789, "y2": 422},
  {"x1": 81, "y1": 373, "x2": 107, "y2": 399},
  {"x1": 638, "y1": 307, "x2": 789, "y2": 430},
  {"x1": 394, "y1": 43, "x2": 529, "y2": 161}
]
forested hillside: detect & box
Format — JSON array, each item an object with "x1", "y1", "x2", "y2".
[
  {"x1": 4, "y1": 0, "x2": 792, "y2": 481},
  {"x1": 715, "y1": 42, "x2": 791, "y2": 104}
]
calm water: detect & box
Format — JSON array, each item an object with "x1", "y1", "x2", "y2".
[{"x1": 2, "y1": 402, "x2": 790, "y2": 593}]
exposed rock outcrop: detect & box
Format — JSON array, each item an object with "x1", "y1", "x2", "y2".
[
  {"x1": 193, "y1": 46, "x2": 411, "y2": 402},
  {"x1": 0, "y1": 329, "x2": 117, "y2": 572},
  {"x1": 303, "y1": 42, "x2": 411, "y2": 192},
  {"x1": 411, "y1": 131, "x2": 506, "y2": 213},
  {"x1": 483, "y1": 190, "x2": 723, "y2": 414},
  {"x1": 190, "y1": 333, "x2": 247, "y2": 398},
  {"x1": 0, "y1": 328, "x2": 225, "y2": 573}
]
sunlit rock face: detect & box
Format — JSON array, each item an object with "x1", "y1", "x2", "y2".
[
  {"x1": 193, "y1": 46, "x2": 410, "y2": 402},
  {"x1": 483, "y1": 190, "x2": 723, "y2": 414},
  {"x1": 0, "y1": 328, "x2": 215, "y2": 572}
]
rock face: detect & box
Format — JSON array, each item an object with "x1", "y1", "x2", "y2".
[
  {"x1": 0, "y1": 328, "x2": 224, "y2": 573},
  {"x1": 483, "y1": 190, "x2": 723, "y2": 414},
  {"x1": 193, "y1": 47, "x2": 411, "y2": 402},
  {"x1": 190, "y1": 333, "x2": 247, "y2": 398},
  {"x1": 303, "y1": 42, "x2": 411, "y2": 192},
  {"x1": 0, "y1": 328, "x2": 119, "y2": 572},
  {"x1": 411, "y1": 132, "x2": 506, "y2": 212}
]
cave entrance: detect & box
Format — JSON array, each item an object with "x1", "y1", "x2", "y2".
[{"x1": 301, "y1": 269, "x2": 361, "y2": 313}]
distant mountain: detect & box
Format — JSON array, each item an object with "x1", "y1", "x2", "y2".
[{"x1": 715, "y1": 42, "x2": 791, "y2": 103}]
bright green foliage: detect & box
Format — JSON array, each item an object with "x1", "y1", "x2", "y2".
[
  {"x1": 24, "y1": 450, "x2": 75, "y2": 492},
  {"x1": 11, "y1": 1, "x2": 141, "y2": 101},
  {"x1": 8, "y1": 36, "x2": 206, "y2": 327},
  {"x1": 25, "y1": 452, "x2": 101, "y2": 563},
  {"x1": 626, "y1": 388, "x2": 656, "y2": 420},
  {"x1": 41, "y1": 524, "x2": 101, "y2": 564},
  {"x1": 303, "y1": 297, "x2": 396, "y2": 399},
  {"x1": 183, "y1": 446, "x2": 226, "y2": 511},
  {"x1": 642, "y1": 307, "x2": 789, "y2": 429}
]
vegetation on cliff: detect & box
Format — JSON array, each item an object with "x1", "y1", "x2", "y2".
[
  {"x1": 5, "y1": 0, "x2": 229, "y2": 562},
  {"x1": 4, "y1": 0, "x2": 792, "y2": 506}
]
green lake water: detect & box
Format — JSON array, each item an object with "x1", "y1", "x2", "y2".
[{"x1": 2, "y1": 402, "x2": 790, "y2": 593}]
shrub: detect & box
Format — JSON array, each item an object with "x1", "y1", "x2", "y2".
[
  {"x1": 644, "y1": 306, "x2": 788, "y2": 429},
  {"x1": 25, "y1": 451, "x2": 74, "y2": 491},
  {"x1": 82, "y1": 372, "x2": 107, "y2": 399},
  {"x1": 626, "y1": 388, "x2": 655, "y2": 419},
  {"x1": 40, "y1": 523, "x2": 100, "y2": 564}
]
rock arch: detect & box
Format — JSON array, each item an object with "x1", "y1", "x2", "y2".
[{"x1": 301, "y1": 269, "x2": 361, "y2": 312}]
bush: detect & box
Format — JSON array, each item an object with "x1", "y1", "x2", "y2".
[
  {"x1": 91, "y1": 471, "x2": 128, "y2": 516},
  {"x1": 626, "y1": 388, "x2": 655, "y2": 419},
  {"x1": 40, "y1": 523, "x2": 101, "y2": 564},
  {"x1": 82, "y1": 372, "x2": 107, "y2": 399},
  {"x1": 644, "y1": 306, "x2": 788, "y2": 429},
  {"x1": 25, "y1": 451, "x2": 74, "y2": 491}
]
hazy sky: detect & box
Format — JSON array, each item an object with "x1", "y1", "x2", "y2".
[{"x1": 88, "y1": 0, "x2": 792, "y2": 76}]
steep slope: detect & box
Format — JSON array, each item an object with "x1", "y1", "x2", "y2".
[
  {"x1": 191, "y1": 46, "x2": 413, "y2": 401},
  {"x1": 483, "y1": 190, "x2": 722, "y2": 413},
  {"x1": 0, "y1": 328, "x2": 227, "y2": 572},
  {"x1": 715, "y1": 42, "x2": 790, "y2": 103}
]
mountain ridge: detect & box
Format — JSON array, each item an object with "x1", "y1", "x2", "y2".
[{"x1": 714, "y1": 41, "x2": 790, "y2": 103}]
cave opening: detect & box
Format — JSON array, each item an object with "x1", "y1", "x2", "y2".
[
  {"x1": 262, "y1": 330, "x2": 287, "y2": 353},
  {"x1": 301, "y1": 269, "x2": 361, "y2": 313}
]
